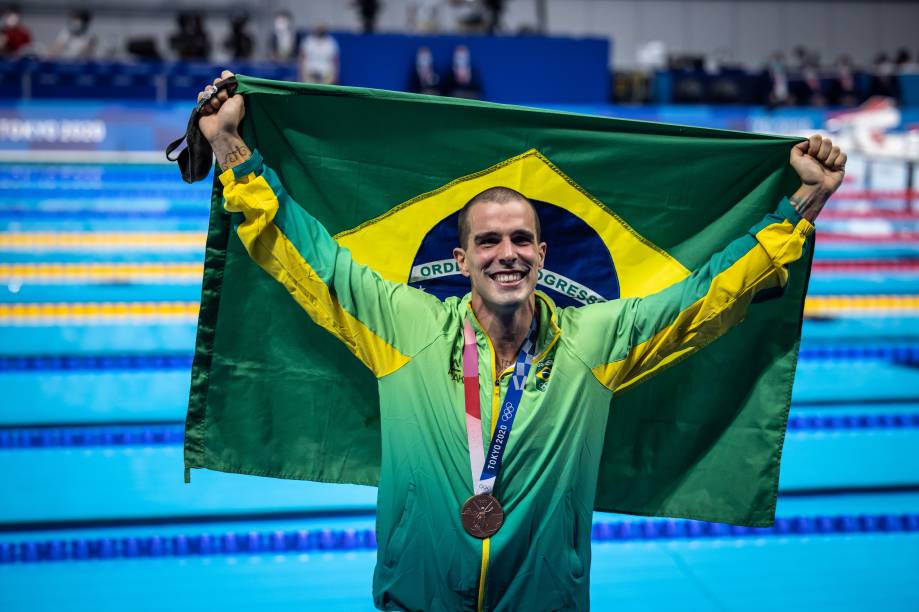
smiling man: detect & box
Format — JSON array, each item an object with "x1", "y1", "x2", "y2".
[
  {"x1": 453, "y1": 186, "x2": 547, "y2": 375},
  {"x1": 196, "y1": 71, "x2": 845, "y2": 611}
]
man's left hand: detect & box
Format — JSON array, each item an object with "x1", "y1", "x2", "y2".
[{"x1": 788, "y1": 134, "x2": 847, "y2": 222}]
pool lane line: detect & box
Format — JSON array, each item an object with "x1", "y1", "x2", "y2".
[
  {"x1": 2, "y1": 511, "x2": 918, "y2": 564},
  {"x1": 0, "y1": 263, "x2": 203, "y2": 283},
  {"x1": 829, "y1": 189, "x2": 919, "y2": 201},
  {"x1": 0, "y1": 301, "x2": 199, "y2": 323},
  {"x1": 4, "y1": 412, "x2": 919, "y2": 451},
  {"x1": 0, "y1": 263, "x2": 204, "y2": 283},
  {"x1": 0, "y1": 232, "x2": 205, "y2": 251},
  {"x1": 0, "y1": 208, "x2": 209, "y2": 221},
  {"x1": 0, "y1": 297, "x2": 917, "y2": 324},
  {"x1": 4, "y1": 261, "x2": 919, "y2": 279},
  {"x1": 0, "y1": 423, "x2": 183, "y2": 449},
  {"x1": 797, "y1": 346, "x2": 919, "y2": 361},
  {"x1": 821, "y1": 210, "x2": 919, "y2": 220},
  {"x1": 818, "y1": 232, "x2": 919, "y2": 242},
  {"x1": 804, "y1": 295, "x2": 919, "y2": 317},
  {"x1": 811, "y1": 260, "x2": 919, "y2": 272},
  {"x1": 5, "y1": 345, "x2": 919, "y2": 372},
  {"x1": 0, "y1": 353, "x2": 193, "y2": 371}
]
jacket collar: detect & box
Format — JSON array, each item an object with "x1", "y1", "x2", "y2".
[{"x1": 461, "y1": 290, "x2": 561, "y2": 360}]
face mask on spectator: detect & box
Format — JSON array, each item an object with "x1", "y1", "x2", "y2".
[
  {"x1": 454, "y1": 49, "x2": 470, "y2": 69},
  {"x1": 417, "y1": 50, "x2": 433, "y2": 69}
]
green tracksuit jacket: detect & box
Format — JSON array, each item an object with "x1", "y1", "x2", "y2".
[{"x1": 220, "y1": 150, "x2": 813, "y2": 611}]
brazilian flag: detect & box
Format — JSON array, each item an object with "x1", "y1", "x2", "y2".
[{"x1": 184, "y1": 76, "x2": 810, "y2": 526}]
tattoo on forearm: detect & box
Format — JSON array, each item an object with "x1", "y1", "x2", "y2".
[
  {"x1": 790, "y1": 190, "x2": 827, "y2": 223},
  {"x1": 220, "y1": 144, "x2": 251, "y2": 171}
]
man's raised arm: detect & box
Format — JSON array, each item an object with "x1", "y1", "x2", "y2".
[
  {"x1": 569, "y1": 135, "x2": 845, "y2": 393},
  {"x1": 198, "y1": 71, "x2": 444, "y2": 378}
]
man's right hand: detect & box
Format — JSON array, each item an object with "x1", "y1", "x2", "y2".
[
  {"x1": 197, "y1": 70, "x2": 251, "y2": 171},
  {"x1": 198, "y1": 70, "x2": 244, "y2": 142}
]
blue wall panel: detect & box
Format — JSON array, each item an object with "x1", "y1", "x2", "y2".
[{"x1": 333, "y1": 33, "x2": 611, "y2": 104}]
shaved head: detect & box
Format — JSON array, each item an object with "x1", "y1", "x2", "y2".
[{"x1": 457, "y1": 186, "x2": 541, "y2": 248}]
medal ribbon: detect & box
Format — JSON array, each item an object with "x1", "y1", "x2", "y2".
[{"x1": 462, "y1": 315, "x2": 538, "y2": 496}]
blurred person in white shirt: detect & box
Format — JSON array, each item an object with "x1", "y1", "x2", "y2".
[
  {"x1": 270, "y1": 10, "x2": 296, "y2": 62},
  {"x1": 48, "y1": 9, "x2": 96, "y2": 59},
  {"x1": 299, "y1": 25, "x2": 339, "y2": 85}
]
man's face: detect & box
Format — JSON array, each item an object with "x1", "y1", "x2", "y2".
[{"x1": 453, "y1": 199, "x2": 547, "y2": 313}]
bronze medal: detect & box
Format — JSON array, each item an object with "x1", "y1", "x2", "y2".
[{"x1": 460, "y1": 493, "x2": 505, "y2": 539}]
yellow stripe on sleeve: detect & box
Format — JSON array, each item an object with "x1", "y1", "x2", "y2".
[
  {"x1": 224, "y1": 171, "x2": 410, "y2": 379},
  {"x1": 593, "y1": 218, "x2": 812, "y2": 392}
]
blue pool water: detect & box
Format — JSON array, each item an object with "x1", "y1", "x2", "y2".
[{"x1": 1, "y1": 162, "x2": 918, "y2": 611}]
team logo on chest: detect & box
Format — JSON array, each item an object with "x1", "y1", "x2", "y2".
[{"x1": 534, "y1": 359, "x2": 553, "y2": 392}]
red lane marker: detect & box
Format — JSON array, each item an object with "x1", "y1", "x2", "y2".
[
  {"x1": 816, "y1": 232, "x2": 919, "y2": 243},
  {"x1": 833, "y1": 190, "x2": 919, "y2": 200},
  {"x1": 812, "y1": 260, "x2": 919, "y2": 273},
  {"x1": 821, "y1": 210, "x2": 919, "y2": 220}
]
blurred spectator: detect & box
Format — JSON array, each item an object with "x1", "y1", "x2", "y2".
[
  {"x1": 353, "y1": 0, "x2": 381, "y2": 34},
  {"x1": 765, "y1": 52, "x2": 790, "y2": 108},
  {"x1": 411, "y1": 46, "x2": 440, "y2": 95},
  {"x1": 894, "y1": 48, "x2": 917, "y2": 74},
  {"x1": 445, "y1": 44, "x2": 480, "y2": 98},
  {"x1": 790, "y1": 45, "x2": 809, "y2": 73},
  {"x1": 408, "y1": 0, "x2": 441, "y2": 33},
  {"x1": 48, "y1": 9, "x2": 96, "y2": 59},
  {"x1": 299, "y1": 25, "x2": 339, "y2": 85},
  {"x1": 169, "y1": 12, "x2": 210, "y2": 60},
  {"x1": 829, "y1": 55, "x2": 858, "y2": 107},
  {"x1": 270, "y1": 10, "x2": 296, "y2": 62},
  {"x1": 406, "y1": 0, "x2": 441, "y2": 34},
  {"x1": 799, "y1": 54, "x2": 826, "y2": 106},
  {"x1": 483, "y1": 0, "x2": 504, "y2": 34},
  {"x1": 1, "y1": 4, "x2": 30, "y2": 57},
  {"x1": 449, "y1": 0, "x2": 485, "y2": 33},
  {"x1": 869, "y1": 52, "x2": 899, "y2": 99},
  {"x1": 126, "y1": 37, "x2": 162, "y2": 61},
  {"x1": 224, "y1": 11, "x2": 254, "y2": 60}
]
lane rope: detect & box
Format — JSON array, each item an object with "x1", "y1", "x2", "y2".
[
  {"x1": 3, "y1": 411, "x2": 919, "y2": 451},
  {"x1": 0, "y1": 302, "x2": 199, "y2": 323},
  {"x1": 0, "y1": 232, "x2": 205, "y2": 251},
  {"x1": 0, "y1": 263, "x2": 203, "y2": 282},
  {"x1": 0, "y1": 297, "x2": 916, "y2": 324},
  {"x1": 1, "y1": 512, "x2": 917, "y2": 564},
  {"x1": 4, "y1": 345, "x2": 919, "y2": 373}
]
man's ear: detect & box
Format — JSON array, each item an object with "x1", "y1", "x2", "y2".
[
  {"x1": 453, "y1": 247, "x2": 470, "y2": 277},
  {"x1": 538, "y1": 242, "x2": 547, "y2": 269}
]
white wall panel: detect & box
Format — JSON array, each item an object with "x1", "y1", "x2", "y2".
[
  {"x1": 735, "y1": 2, "x2": 786, "y2": 69},
  {"x1": 589, "y1": 2, "x2": 638, "y2": 66},
  {"x1": 635, "y1": 2, "x2": 689, "y2": 57},
  {"x1": 876, "y1": 3, "x2": 919, "y2": 60},
  {"x1": 778, "y1": 1, "x2": 831, "y2": 63},
  {"x1": 825, "y1": 3, "x2": 879, "y2": 65},
  {"x1": 684, "y1": 1, "x2": 737, "y2": 61},
  {"x1": 545, "y1": 0, "x2": 593, "y2": 35},
  {"x1": 501, "y1": 0, "x2": 540, "y2": 32}
]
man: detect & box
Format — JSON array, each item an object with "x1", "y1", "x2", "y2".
[
  {"x1": 0, "y1": 4, "x2": 31, "y2": 57},
  {"x1": 48, "y1": 9, "x2": 96, "y2": 59},
  {"x1": 299, "y1": 25, "x2": 339, "y2": 85},
  {"x1": 197, "y1": 71, "x2": 845, "y2": 611}
]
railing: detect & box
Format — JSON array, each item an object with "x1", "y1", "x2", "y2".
[{"x1": 0, "y1": 58, "x2": 297, "y2": 103}]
